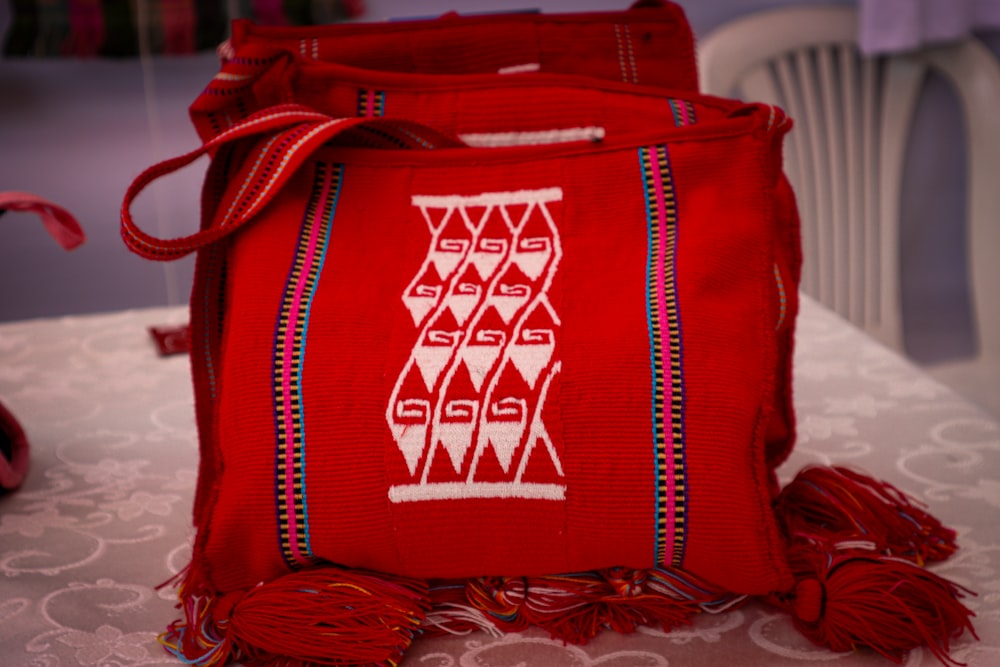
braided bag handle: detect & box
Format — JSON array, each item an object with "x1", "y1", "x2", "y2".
[{"x1": 121, "y1": 103, "x2": 462, "y2": 261}]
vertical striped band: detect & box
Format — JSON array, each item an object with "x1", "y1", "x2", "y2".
[
  {"x1": 273, "y1": 161, "x2": 343, "y2": 570},
  {"x1": 357, "y1": 89, "x2": 386, "y2": 118},
  {"x1": 668, "y1": 99, "x2": 697, "y2": 127},
  {"x1": 613, "y1": 23, "x2": 638, "y2": 83},
  {"x1": 299, "y1": 38, "x2": 319, "y2": 60},
  {"x1": 640, "y1": 144, "x2": 688, "y2": 568},
  {"x1": 774, "y1": 263, "x2": 788, "y2": 330}
]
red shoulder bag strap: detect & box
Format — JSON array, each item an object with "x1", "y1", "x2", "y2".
[
  {"x1": 121, "y1": 103, "x2": 462, "y2": 261},
  {"x1": 0, "y1": 192, "x2": 86, "y2": 250}
]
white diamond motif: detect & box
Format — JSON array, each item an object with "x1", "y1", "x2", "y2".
[{"x1": 386, "y1": 188, "x2": 567, "y2": 503}]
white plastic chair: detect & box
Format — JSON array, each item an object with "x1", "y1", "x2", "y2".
[{"x1": 698, "y1": 6, "x2": 1000, "y2": 414}]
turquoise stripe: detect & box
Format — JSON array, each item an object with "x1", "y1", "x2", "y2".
[
  {"x1": 297, "y1": 163, "x2": 344, "y2": 559},
  {"x1": 639, "y1": 147, "x2": 663, "y2": 562},
  {"x1": 668, "y1": 100, "x2": 683, "y2": 127}
]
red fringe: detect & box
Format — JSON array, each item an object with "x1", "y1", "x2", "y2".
[
  {"x1": 775, "y1": 466, "x2": 958, "y2": 564},
  {"x1": 424, "y1": 567, "x2": 732, "y2": 645},
  {"x1": 160, "y1": 565, "x2": 428, "y2": 666},
  {"x1": 465, "y1": 576, "x2": 531, "y2": 633},
  {"x1": 523, "y1": 569, "x2": 709, "y2": 643},
  {"x1": 773, "y1": 543, "x2": 977, "y2": 666},
  {"x1": 771, "y1": 466, "x2": 977, "y2": 665},
  {"x1": 425, "y1": 582, "x2": 504, "y2": 636},
  {"x1": 160, "y1": 465, "x2": 977, "y2": 666}
]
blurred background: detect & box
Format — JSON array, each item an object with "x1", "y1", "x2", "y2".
[{"x1": 1, "y1": 0, "x2": 997, "y2": 411}]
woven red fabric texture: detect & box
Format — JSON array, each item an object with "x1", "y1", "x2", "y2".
[
  {"x1": 228, "y1": 5, "x2": 695, "y2": 82},
  {"x1": 191, "y1": 2, "x2": 697, "y2": 142},
  {"x1": 188, "y1": 1, "x2": 799, "y2": 477},
  {"x1": 120, "y1": 8, "x2": 979, "y2": 665},
  {"x1": 122, "y1": 96, "x2": 797, "y2": 597},
  {"x1": 183, "y1": 65, "x2": 803, "y2": 542}
]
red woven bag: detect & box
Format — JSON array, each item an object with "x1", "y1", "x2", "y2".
[
  {"x1": 205, "y1": 53, "x2": 804, "y2": 474},
  {"x1": 189, "y1": 0, "x2": 698, "y2": 143},
  {"x1": 123, "y1": 85, "x2": 974, "y2": 664},
  {"x1": 123, "y1": 93, "x2": 794, "y2": 660},
  {"x1": 122, "y1": 4, "x2": 975, "y2": 665},
  {"x1": 185, "y1": 0, "x2": 797, "y2": 486}
]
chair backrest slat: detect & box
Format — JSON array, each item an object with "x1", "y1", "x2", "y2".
[{"x1": 699, "y1": 6, "x2": 1000, "y2": 360}]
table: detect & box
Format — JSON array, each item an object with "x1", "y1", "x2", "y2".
[{"x1": 1, "y1": 297, "x2": 997, "y2": 666}]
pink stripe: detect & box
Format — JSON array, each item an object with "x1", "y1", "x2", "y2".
[
  {"x1": 280, "y1": 174, "x2": 333, "y2": 563},
  {"x1": 649, "y1": 148, "x2": 677, "y2": 526},
  {"x1": 365, "y1": 90, "x2": 376, "y2": 118},
  {"x1": 679, "y1": 102, "x2": 692, "y2": 127}
]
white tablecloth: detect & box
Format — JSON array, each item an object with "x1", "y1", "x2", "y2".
[{"x1": 1, "y1": 297, "x2": 997, "y2": 666}]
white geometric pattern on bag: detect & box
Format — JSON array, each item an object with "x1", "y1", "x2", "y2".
[{"x1": 386, "y1": 188, "x2": 566, "y2": 503}]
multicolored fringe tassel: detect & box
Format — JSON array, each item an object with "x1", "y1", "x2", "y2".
[
  {"x1": 160, "y1": 565, "x2": 429, "y2": 667},
  {"x1": 160, "y1": 465, "x2": 976, "y2": 667}
]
